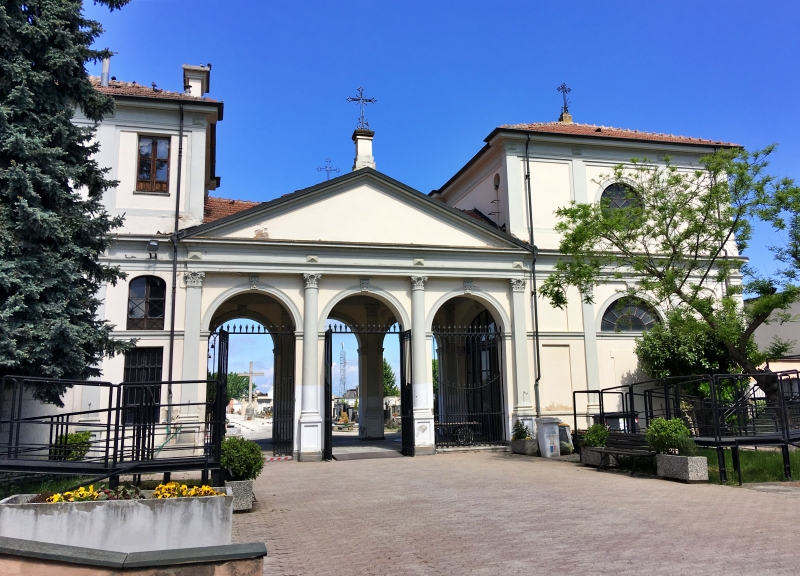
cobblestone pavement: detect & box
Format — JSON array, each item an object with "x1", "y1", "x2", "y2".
[{"x1": 233, "y1": 452, "x2": 800, "y2": 575}]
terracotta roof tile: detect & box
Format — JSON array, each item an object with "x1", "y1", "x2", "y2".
[
  {"x1": 500, "y1": 122, "x2": 739, "y2": 147},
  {"x1": 204, "y1": 196, "x2": 260, "y2": 223},
  {"x1": 90, "y1": 77, "x2": 219, "y2": 103}
]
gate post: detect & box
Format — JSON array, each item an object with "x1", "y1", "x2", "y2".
[
  {"x1": 410, "y1": 276, "x2": 435, "y2": 454},
  {"x1": 510, "y1": 278, "x2": 534, "y2": 437},
  {"x1": 299, "y1": 273, "x2": 323, "y2": 461}
]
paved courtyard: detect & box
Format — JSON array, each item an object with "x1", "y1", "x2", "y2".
[{"x1": 233, "y1": 451, "x2": 800, "y2": 575}]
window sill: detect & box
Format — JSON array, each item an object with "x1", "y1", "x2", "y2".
[{"x1": 133, "y1": 190, "x2": 171, "y2": 197}]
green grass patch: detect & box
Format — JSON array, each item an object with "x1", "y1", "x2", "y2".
[
  {"x1": 0, "y1": 475, "x2": 96, "y2": 500},
  {"x1": 699, "y1": 447, "x2": 800, "y2": 485}
]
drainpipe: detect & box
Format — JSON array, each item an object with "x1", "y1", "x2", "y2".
[
  {"x1": 166, "y1": 102, "x2": 185, "y2": 432},
  {"x1": 525, "y1": 134, "x2": 542, "y2": 417}
]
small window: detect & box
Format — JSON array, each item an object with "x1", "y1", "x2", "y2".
[
  {"x1": 127, "y1": 276, "x2": 166, "y2": 330},
  {"x1": 601, "y1": 183, "x2": 638, "y2": 210},
  {"x1": 136, "y1": 136, "x2": 170, "y2": 193},
  {"x1": 601, "y1": 298, "x2": 659, "y2": 333}
]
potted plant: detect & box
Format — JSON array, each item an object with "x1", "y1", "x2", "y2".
[
  {"x1": 646, "y1": 417, "x2": 708, "y2": 483},
  {"x1": 220, "y1": 436, "x2": 265, "y2": 511},
  {"x1": 510, "y1": 420, "x2": 537, "y2": 455},
  {"x1": 580, "y1": 423, "x2": 609, "y2": 467}
]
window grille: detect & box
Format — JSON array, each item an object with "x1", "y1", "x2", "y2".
[{"x1": 127, "y1": 276, "x2": 166, "y2": 330}]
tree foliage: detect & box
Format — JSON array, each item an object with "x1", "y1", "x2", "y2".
[
  {"x1": 0, "y1": 0, "x2": 132, "y2": 405},
  {"x1": 540, "y1": 148, "x2": 800, "y2": 401},
  {"x1": 383, "y1": 358, "x2": 398, "y2": 396},
  {"x1": 207, "y1": 371, "x2": 251, "y2": 404}
]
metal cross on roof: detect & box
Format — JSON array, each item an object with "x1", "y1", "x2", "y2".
[
  {"x1": 317, "y1": 158, "x2": 340, "y2": 181},
  {"x1": 557, "y1": 83, "x2": 571, "y2": 113},
  {"x1": 346, "y1": 86, "x2": 377, "y2": 130}
]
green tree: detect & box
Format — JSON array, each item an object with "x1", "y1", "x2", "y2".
[
  {"x1": 383, "y1": 358, "x2": 398, "y2": 396},
  {"x1": 207, "y1": 372, "x2": 251, "y2": 404},
  {"x1": 540, "y1": 148, "x2": 799, "y2": 402},
  {"x1": 432, "y1": 359, "x2": 438, "y2": 397},
  {"x1": 0, "y1": 0, "x2": 132, "y2": 405}
]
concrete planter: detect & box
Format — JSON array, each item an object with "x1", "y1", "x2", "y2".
[
  {"x1": 656, "y1": 453, "x2": 708, "y2": 483},
  {"x1": 580, "y1": 447, "x2": 603, "y2": 467},
  {"x1": 0, "y1": 487, "x2": 233, "y2": 553},
  {"x1": 510, "y1": 439, "x2": 538, "y2": 456},
  {"x1": 225, "y1": 479, "x2": 254, "y2": 511}
]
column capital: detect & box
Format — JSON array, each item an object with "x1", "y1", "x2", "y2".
[
  {"x1": 303, "y1": 273, "x2": 322, "y2": 289},
  {"x1": 185, "y1": 271, "x2": 205, "y2": 287},
  {"x1": 510, "y1": 278, "x2": 527, "y2": 292},
  {"x1": 410, "y1": 276, "x2": 428, "y2": 291}
]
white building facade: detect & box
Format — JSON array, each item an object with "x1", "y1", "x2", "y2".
[{"x1": 79, "y1": 63, "x2": 736, "y2": 461}]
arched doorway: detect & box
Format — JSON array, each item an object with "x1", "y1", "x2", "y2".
[
  {"x1": 207, "y1": 292, "x2": 296, "y2": 456},
  {"x1": 431, "y1": 298, "x2": 505, "y2": 447},
  {"x1": 323, "y1": 295, "x2": 411, "y2": 459}
]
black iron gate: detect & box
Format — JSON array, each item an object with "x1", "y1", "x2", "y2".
[
  {"x1": 400, "y1": 329, "x2": 413, "y2": 456},
  {"x1": 432, "y1": 324, "x2": 505, "y2": 447},
  {"x1": 323, "y1": 324, "x2": 411, "y2": 460},
  {"x1": 210, "y1": 323, "x2": 296, "y2": 456}
]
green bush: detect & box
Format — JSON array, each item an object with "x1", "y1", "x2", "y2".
[
  {"x1": 560, "y1": 441, "x2": 573, "y2": 455},
  {"x1": 645, "y1": 418, "x2": 691, "y2": 454},
  {"x1": 49, "y1": 431, "x2": 92, "y2": 461},
  {"x1": 512, "y1": 420, "x2": 532, "y2": 441},
  {"x1": 581, "y1": 423, "x2": 609, "y2": 447},
  {"x1": 220, "y1": 436, "x2": 264, "y2": 481}
]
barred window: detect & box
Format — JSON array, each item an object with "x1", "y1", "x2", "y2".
[
  {"x1": 127, "y1": 276, "x2": 166, "y2": 330},
  {"x1": 136, "y1": 136, "x2": 170, "y2": 193},
  {"x1": 601, "y1": 299, "x2": 659, "y2": 333}
]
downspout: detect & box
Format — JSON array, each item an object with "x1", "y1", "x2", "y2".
[
  {"x1": 525, "y1": 134, "x2": 542, "y2": 417},
  {"x1": 166, "y1": 102, "x2": 185, "y2": 433}
]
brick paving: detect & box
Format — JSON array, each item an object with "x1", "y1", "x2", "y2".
[{"x1": 233, "y1": 452, "x2": 800, "y2": 575}]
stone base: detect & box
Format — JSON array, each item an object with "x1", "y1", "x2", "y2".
[
  {"x1": 510, "y1": 439, "x2": 538, "y2": 456},
  {"x1": 580, "y1": 448, "x2": 602, "y2": 467},
  {"x1": 225, "y1": 479, "x2": 254, "y2": 512},
  {"x1": 298, "y1": 451, "x2": 322, "y2": 462},
  {"x1": 414, "y1": 445, "x2": 436, "y2": 456},
  {"x1": 656, "y1": 453, "x2": 708, "y2": 483}
]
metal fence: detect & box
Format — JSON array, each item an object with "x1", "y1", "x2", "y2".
[{"x1": 432, "y1": 325, "x2": 505, "y2": 447}]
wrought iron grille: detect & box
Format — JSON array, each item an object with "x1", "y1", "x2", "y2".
[{"x1": 432, "y1": 325, "x2": 505, "y2": 447}]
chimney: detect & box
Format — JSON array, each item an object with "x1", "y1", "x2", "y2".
[
  {"x1": 352, "y1": 129, "x2": 376, "y2": 171},
  {"x1": 181, "y1": 64, "x2": 211, "y2": 97},
  {"x1": 100, "y1": 57, "x2": 110, "y2": 87}
]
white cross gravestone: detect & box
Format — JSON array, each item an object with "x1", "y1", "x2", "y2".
[{"x1": 238, "y1": 361, "x2": 264, "y2": 421}]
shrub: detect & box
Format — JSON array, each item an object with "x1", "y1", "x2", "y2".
[
  {"x1": 560, "y1": 441, "x2": 573, "y2": 455},
  {"x1": 220, "y1": 436, "x2": 264, "y2": 481},
  {"x1": 512, "y1": 420, "x2": 532, "y2": 441},
  {"x1": 645, "y1": 418, "x2": 691, "y2": 454},
  {"x1": 49, "y1": 431, "x2": 92, "y2": 461},
  {"x1": 581, "y1": 423, "x2": 609, "y2": 447}
]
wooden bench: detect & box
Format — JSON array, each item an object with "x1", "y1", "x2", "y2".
[{"x1": 589, "y1": 432, "x2": 656, "y2": 476}]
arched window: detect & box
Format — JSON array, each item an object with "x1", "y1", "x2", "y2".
[
  {"x1": 601, "y1": 298, "x2": 659, "y2": 333},
  {"x1": 601, "y1": 183, "x2": 638, "y2": 210},
  {"x1": 127, "y1": 276, "x2": 166, "y2": 330}
]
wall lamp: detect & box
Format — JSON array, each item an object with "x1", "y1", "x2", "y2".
[{"x1": 147, "y1": 240, "x2": 160, "y2": 259}]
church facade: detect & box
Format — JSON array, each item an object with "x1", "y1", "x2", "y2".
[{"x1": 76, "y1": 63, "x2": 735, "y2": 461}]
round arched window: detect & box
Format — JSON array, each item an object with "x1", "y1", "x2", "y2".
[
  {"x1": 127, "y1": 276, "x2": 166, "y2": 330},
  {"x1": 601, "y1": 298, "x2": 659, "y2": 333},
  {"x1": 601, "y1": 183, "x2": 638, "y2": 210}
]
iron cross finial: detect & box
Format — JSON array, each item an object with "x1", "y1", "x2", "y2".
[
  {"x1": 346, "y1": 86, "x2": 377, "y2": 130},
  {"x1": 557, "y1": 83, "x2": 572, "y2": 114},
  {"x1": 317, "y1": 158, "x2": 340, "y2": 181}
]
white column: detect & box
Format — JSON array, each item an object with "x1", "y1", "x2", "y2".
[
  {"x1": 299, "y1": 273, "x2": 322, "y2": 461},
  {"x1": 180, "y1": 271, "x2": 204, "y2": 418},
  {"x1": 410, "y1": 276, "x2": 435, "y2": 454},
  {"x1": 510, "y1": 278, "x2": 535, "y2": 436}
]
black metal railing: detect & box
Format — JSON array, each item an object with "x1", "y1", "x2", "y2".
[{"x1": 432, "y1": 325, "x2": 505, "y2": 447}]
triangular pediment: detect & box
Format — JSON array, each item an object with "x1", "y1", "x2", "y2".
[{"x1": 183, "y1": 169, "x2": 527, "y2": 250}]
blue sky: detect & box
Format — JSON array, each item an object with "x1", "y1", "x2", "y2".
[{"x1": 86, "y1": 1, "x2": 800, "y2": 277}]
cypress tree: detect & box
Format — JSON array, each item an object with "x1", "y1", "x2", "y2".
[{"x1": 0, "y1": 0, "x2": 132, "y2": 405}]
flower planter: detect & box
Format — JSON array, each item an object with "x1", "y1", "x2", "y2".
[
  {"x1": 656, "y1": 453, "x2": 708, "y2": 483},
  {"x1": 225, "y1": 479, "x2": 254, "y2": 511},
  {"x1": 510, "y1": 439, "x2": 538, "y2": 456},
  {"x1": 580, "y1": 447, "x2": 603, "y2": 467},
  {"x1": 0, "y1": 487, "x2": 232, "y2": 553}
]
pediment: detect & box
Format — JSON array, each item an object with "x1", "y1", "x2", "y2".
[{"x1": 184, "y1": 170, "x2": 527, "y2": 250}]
